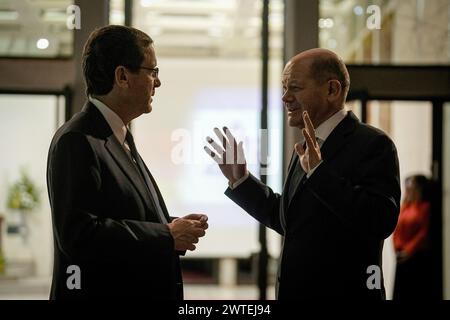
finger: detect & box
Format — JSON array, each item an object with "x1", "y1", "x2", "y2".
[
  {"x1": 303, "y1": 128, "x2": 315, "y2": 151},
  {"x1": 204, "y1": 146, "x2": 223, "y2": 165},
  {"x1": 201, "y1": 222, "x2": 209, "y2": 230},
  {"x1": 224, "y1": 127, "x2": 239, "y2": 164},
  {"x1": 186, "y1": 243, "x2": 196, "y2": 251},
  {"x1": 223, "y1": 126, "x2": 237, "y2": 144},
  {"x1": 224, "y1": 127, "x2": 238, "y2": 151},
  {"x1": 191, "y1": 228, "x2": 206, "y2": 237},
  {"x1": 206, "y1": 136, "x2": 225, "y2": 155},
  {"x1": 294, "y1": 142, "x2": 304, "y2": 157},
  {"x1": 183, "y1": 213, "x2": 206, "y2": 221},
  {"x1": 178, "y1": 234, "x2": 196, "y2": 243},
  {"x1": 237, "y1": 141, "x2": 246, "y2": 165},
  {"x1": 213, "y1": 127, "x2": 228, "y2": 150},
  {"x1": 303, "y1": 111, "x2": 317, "y2": 145}
]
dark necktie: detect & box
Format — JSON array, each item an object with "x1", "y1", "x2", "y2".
[
  {"x1": 125, "y1": 131, "x2": 168, "y2": 224},
  {"x1": 287, "y1": 146, "x2": 306, "y2": 205},
  {"x1": 287, "y1": 138, "x2": 322, "y2": 204}
]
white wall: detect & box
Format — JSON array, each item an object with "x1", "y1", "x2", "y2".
[{"x1": 0, "y1": 94, "x2": 62, "y2": 278}]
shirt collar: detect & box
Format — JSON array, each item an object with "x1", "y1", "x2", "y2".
[
  {"x1": 298, "y1": 108, "x2": 347, "y2": 145},
  {"x1": 89, "y1": 96, "x2": 128, "y2": 145},
  {"x1": 315, "y1": 108, "x2": 348, "y2": 142}
]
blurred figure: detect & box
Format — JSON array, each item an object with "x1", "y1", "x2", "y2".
[{"x1": 393, "y1": 174, "x2": 432, "y2": 300}]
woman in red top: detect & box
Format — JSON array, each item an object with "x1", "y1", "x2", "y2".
[{"x1": 393, "y1": 175, "x2": 432, "y2": 300}]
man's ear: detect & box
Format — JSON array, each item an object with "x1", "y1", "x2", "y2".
[
  {"x1": 115, "y1": 66, "x2": 129, "y2": 89},
  {"x1": 327, "y1": 79, "x2": 342, "y2": 101}
]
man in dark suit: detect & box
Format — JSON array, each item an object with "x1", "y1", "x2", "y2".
[
  {"x1": 205, "y1": 48, "x2": 400, "y2": 299},
  {"x1": 47, "y1": 25, "x2": 208, "y2": 299}
]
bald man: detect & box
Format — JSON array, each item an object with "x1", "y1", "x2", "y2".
[{"x1": 205, "y1": 48, "x2": 400, "y2": 300}]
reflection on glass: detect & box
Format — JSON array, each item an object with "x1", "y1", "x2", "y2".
[
  {"x1": 132, "y1": 0, "x2": 283, "y2": 58},
  {"x1": 319, "y1": 0, "x2": 450, "y2": 64},
  {"x1": 0, "y1": 0, "x2": 73, "y2": 57}
]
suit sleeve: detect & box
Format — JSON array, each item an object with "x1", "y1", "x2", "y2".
[
  {"x1": 225, "y1": 173, "x2": 284, "y2": 235},
  {"x1": 306, "y1": 134, "x2": 401, "y2": 239},
  {"x1": 47, "y1": 132, "x2": 174, "y2": 262}
]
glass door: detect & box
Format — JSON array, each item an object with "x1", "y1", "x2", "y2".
[{"x1": 443, "y1": 103, "x2": 450, "y2": 299}]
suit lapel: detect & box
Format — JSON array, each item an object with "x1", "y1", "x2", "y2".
[
  {"x1": 104, "y1": 134, "x2": 157, "y2": 214},
  {"x1": 285, "y1": 111, "x2": 359, "y2": 211},
  {"x1": 140, "y1": 160, "x2": 172, "y2": 222},
  {"x1": 280, "y1": 149, "x2": 297, "y2": 230},
  {"x1": 320, "y1": 111, "x2": 358, "y2": 161},
  {"x1": 82, "y1": 102, "x2": 157, "y2": 216}
]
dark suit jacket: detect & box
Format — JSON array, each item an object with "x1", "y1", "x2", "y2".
[
  {"x1": 226, "y1": 111, "x2": 400, "y2": 300},
  {"x1": 46, "y1": 102, "x2": 183, "y2": 299}
]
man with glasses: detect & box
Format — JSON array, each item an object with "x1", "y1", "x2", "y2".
[{"x1": 47, "y1": 25, "x2": 208, "y2": 299}]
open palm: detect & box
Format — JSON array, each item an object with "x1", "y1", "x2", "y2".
[{"x1": 204, "y1": 127, "x2": 247, "y2": 184}]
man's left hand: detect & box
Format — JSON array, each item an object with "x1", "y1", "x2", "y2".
[
  {"x1": 295, "y1": 111, "x2": 322, "y2": 173},
  {"x1": 181, "y1": 213, "x2": 209, "y2": 230}
]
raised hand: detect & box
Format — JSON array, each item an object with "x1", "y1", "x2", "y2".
[
  {"x1": 204, "y1": 127, "x2": 247, "y2": 184},
  {"x1": 294, "y1": 111, "x2": 322, "y2": 173}
]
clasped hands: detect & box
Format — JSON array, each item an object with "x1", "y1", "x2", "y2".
[
  {"x1": 203, "y1": 111, "x2": 322, "y2": 177},
  {"x1": 167, "y1": 214, "x2": 208, "y2": 251}
]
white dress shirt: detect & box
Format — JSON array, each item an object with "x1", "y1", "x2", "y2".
[{"x1": 89, "y1": 96, "x2": 134, "y2": 159}]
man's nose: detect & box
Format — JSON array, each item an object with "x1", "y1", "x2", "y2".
[
  {"x1": 155, "y1": 76, "x2": 161, "y2": 88},
  {"x1": 282, "y1": 91, "x2": 292, "y2": 103}
]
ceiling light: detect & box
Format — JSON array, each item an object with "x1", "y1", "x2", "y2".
[
  {"x1": 353, "y1": 6, "x2": 364, "y2": 16},
  {"x1": 36, "y1": 38, "x2": 49, "y2": 50}
]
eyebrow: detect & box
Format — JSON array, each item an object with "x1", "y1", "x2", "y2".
[{"x1": 282, "y1": 79, "x2": 302, "y2": 85}]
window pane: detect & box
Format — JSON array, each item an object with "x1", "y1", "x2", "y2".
[
  {"x1": 319, "y1": 0, "x2": 450, "y2": 64},
  {"x1": 109, "y1": 0, "x2": 125, "y2": 25},
  {"x1": 366, "y1": 100, "x2": 432, "y2": 299},
  {"x1": 0, "y1": 94, "x2": 64, "y2": 289},
  {"x1": 0, "y1": 0, "x2": 74, "y2": 57}
]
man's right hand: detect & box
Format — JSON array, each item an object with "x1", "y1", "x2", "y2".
[
  {"x1": 167, "y1": 218, "x2": 207, "y2": 251},
  {"x1": 204, "y1": 127, "x2": 247, "y2": 184}
]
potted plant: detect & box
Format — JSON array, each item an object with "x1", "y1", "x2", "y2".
[{"x1": 6, "y1": 169, "x2": 40, "y2": 244}]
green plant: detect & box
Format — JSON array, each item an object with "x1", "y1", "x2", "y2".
[
  {"x1": 6, "y1": 170, "x2": 40, "y2": 212},
  {"x1": 0, "y1": 250, "x2": 5, "y2": 275}
]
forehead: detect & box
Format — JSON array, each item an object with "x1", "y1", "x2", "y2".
[
  {"x1": 143, "y1": 46, "x2": 157, "y2": 65},
  {"x1": 282, "y1": 60, "x2": 311, "y2": 83}
]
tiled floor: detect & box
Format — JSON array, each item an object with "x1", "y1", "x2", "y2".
[{"x1": 0, "y1": 277, "x2": 275, "y2": 300}]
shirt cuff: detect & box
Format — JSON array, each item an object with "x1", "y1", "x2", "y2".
[
  {"x1": 306, "y1": 161, "x2": 323, "y2": 178},
  {"x1": 229, "y1": 171, "x2": 250, "y2": 190}
]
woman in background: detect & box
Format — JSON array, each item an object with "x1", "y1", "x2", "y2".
[{"x1": 393, "y1": 174, "x2": 432, "y2": 300}]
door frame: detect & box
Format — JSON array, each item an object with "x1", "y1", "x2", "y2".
[{"x1": 346, "y1": 65, "x2": 450, "y2": 299}]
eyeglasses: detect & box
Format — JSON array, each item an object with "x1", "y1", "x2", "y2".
[{"x1": 137, "y1": 66, "x2": 159, "y2": 77}]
